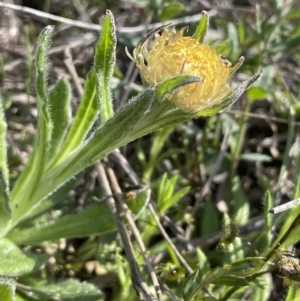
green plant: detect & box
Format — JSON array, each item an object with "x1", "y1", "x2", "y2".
[{"x1": 2, "y1": 3, "x2": 299, "y2": 301}]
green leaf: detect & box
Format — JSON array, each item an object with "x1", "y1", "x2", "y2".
[
  {"x1": 52, "y1": 69, "x2": 98, "y2": 165},
  {"x1": 227, "y1": 22, "x2": 239, "y2": 58},
  {"x1": 284, "y1": 8, "x2": 300, "y2": 20},
  {"x1": 0, "y1": 94, "x2": 8, "y2": 186},
  {"x1": 254, "y1": 190, "x2": 274, "y2": 252},
  {"x1": 143, "y1": 126, "x2": 175, "y2": 182},
  {"x1": 237, "y1": 17, "x2": 247, "y2": 44},
  {"x1": 48, "y1": 78, "x2": 72, "y2": 160},
  {"x1": 212, "y1": 275, "x2": 249, "y2": 286},
  {"x1": 35, "y1": 26, "x2": 53, "y2": 114},
  {"x1": 200, "y1": 201, "x2": 219, "y2": 236},
  {"x1": 18, "y1": 175, "x2": 79, "y2": 225},
  {"x1": 231, "y1": 176, "x2": 249, "y2": 225},
  {"x1": 95, "y1": 10, "x2": 116, "y2": 123},
  {"x1": 0, "y1": 277, "x2": 16, "y2": 301},
  {"x1": 155, "y1": 75, "x2": 202, "y2": 101},
  {"x1": 160, "y1": 4, "x2": 184, "y2": 22},
  {"x1": 7, "y1": 203, "x2": 116, "y2": 245},
  {"x1": 17, "y1": 278, "x2": 103, "y2": 301},
  {"x1": 0, "y1": 168, "x2": 11, "y2": 237},
  {"x1": 250, "y1": 274, "x2": 272, "y2": 301},
  {"x1": 156, "y1": 173, "x2": 190, "y2": 215},
  {"x1": 228, "y1": 257, "x2": 266, "y2": 277},
  {"x1": 0, "y1": 238, "x2": 48, "y2": 276},
  {"x1": 10, "y1": 25, "x2": 54, "y2": 228},
  {"x1": 126, "y1": 187, "x2": 151, "y2": 220},
  {"x1": 240, "y1": 153, "x2": 272, "y2": 162},
  {"x1": 193, "y1": 11, "x2": 209, "y2": 43},
  {"x1": 196, "y1": 248, "x2": 211, "y2": 279},
  {"x1": 183, "y1": 265, "x2": 231, "y2": 301},
  {"x1": 160, "y1": 186, "x2": 189, "y2": 215},
  {"x1": 272, "y1": 35, "x2": 300, "y2": 52},
  {"x1": 285, "y1": 285, "x2": 300, "y2": 301},
  {"x1": 246, "y1": 86, "x2": 267, "y2": 101},
  {"x1": 182, "y1": 269, "x2": 200, "y2": 301}
]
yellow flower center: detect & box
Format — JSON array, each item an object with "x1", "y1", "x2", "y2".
[{"x1": 135, "y1": 29, "x2": 235, "y2": 112}]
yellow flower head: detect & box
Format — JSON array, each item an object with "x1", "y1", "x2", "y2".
[{"x1": 127, "y1": 13, "x2": 248, "y2": 113}]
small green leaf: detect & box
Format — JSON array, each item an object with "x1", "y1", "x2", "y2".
[
  {"x1": 182, "y1": 269, "x2": 200, "y2": 301},
  {"x1": 95, "y1": 10, "x2": 116, "y2": 123},
  {"x1": 284, "y1": 8, "x2": 300, "y2": 20},
  {"x1": 250, "y1": 274, "x2": 272, "y2": 301},
  {"x1": 246, "y1": 86, "x2": 267, "y2": 101},
  {"x1": 0, "y1": 95, "x2": 8, "y2": 186},
  {"x1": 183, "y1": 265, "x2": 231, "y2": 301},
  {"x1": 231, "y1": 176, "x2": 249, "y2": 225},
  {"x1": 240, "y1": 153, "x2": 272, "y2": 162},
  {"x1": 212, "y1": 275, "x2": 249, "y2": 286},
  {"x1": 160, "y1": 186, "x2": 189, "y2": 215},
  {"x1": 48, "y1": 78, "x2": 72, "y2": 160},
  {"x1": 201, "y1": 201, "x2": 219, "y2": 236},
  {"x1": 227, "y1": 22, "x2": 239, "y2": 58},
  {"x1": 160, "y1": 4, "x2": 184, "y2": 22},
  {"x1": 255, "y1": 190, "x2": 274, "y2": 252},
  {"x1": 0, "y1": 239, "x2": 48, "y2": 276},
  {"x1": 155, "y1": 75, "x2": 202, "y2": 101},
  {"x1": 126, "y1": 187, "x2": 151, "y2": 220},
  {"x1": 237, "y1": 17, "x2": 247, "y2": 44},
  {"x1": 193, "y1": 11, "x2": 209, "y2": 43},
  {"x1": 157, "y1": 174, "x2": 189, "y2": 215},
  {"x1": 7, "y1": 203, "x2": 116, "y2": 245},
  {"x1": 0, "y1": 168, "x2": 11, "y2": 236},
  {"x1": 229, "y1": 257, "x2": 266, "y2": 277},
  {"x1": 285, "y1": 285, "x2": 300, "y2": 301},
  {"x1": 52, "y1": 69, "x2": 98, "y2": 164},
  {"x1": 35, "y1": 25, "x2": 54, "y2": 115},
  {"x1": 18, "y1": 278, "x2": 103, "y2": 301},
  {"x1": 0, "y1": 277, "x2": 16, "y2": 301},
  {"x1": 143, "y1": 126, "x2": 175, "y2": 182},
  {"x1": 196, "y1": 248, "x2": 211, "y2": 279}
]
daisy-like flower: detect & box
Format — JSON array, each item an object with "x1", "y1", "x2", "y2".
[{"x1": 127, "y1": 12, "x2": 261, "y2": 114}]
